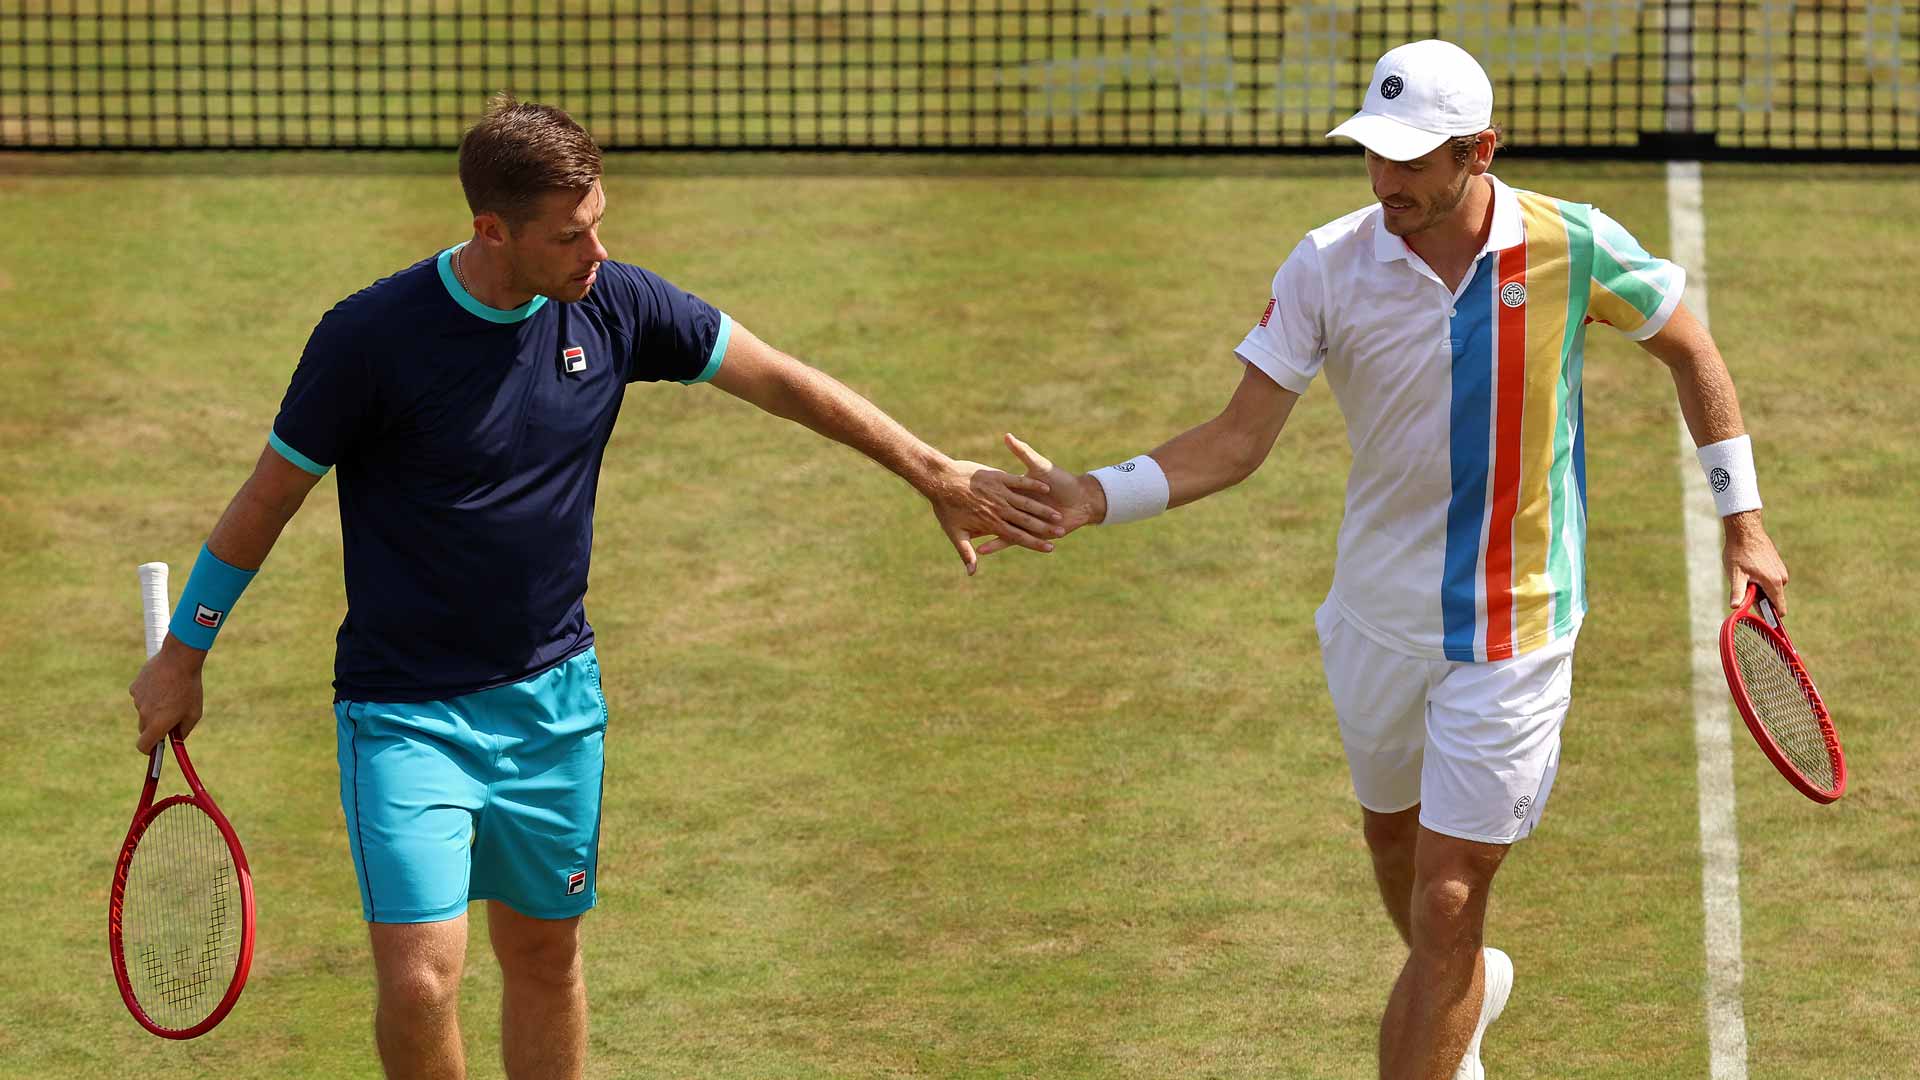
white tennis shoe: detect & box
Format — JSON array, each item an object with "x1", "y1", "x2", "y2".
[{"x1": 1452, "y1": 946, "x2": 1512, "y2": 1080}]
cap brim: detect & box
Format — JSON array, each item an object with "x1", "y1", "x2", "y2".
[{"x1": 1325, "y1": 112, "x2": 1450, "y2": 161}]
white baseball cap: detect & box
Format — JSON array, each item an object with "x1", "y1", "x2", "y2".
[{"x1": 1326, "y1": 40, "x2": 1494, "y2": 161}]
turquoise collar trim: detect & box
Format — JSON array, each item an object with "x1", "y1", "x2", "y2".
[{"x1": 437, "y1": 243, "x2": 548, "y2": 324}]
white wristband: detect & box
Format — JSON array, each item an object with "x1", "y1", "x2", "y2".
[
  {"x1": 1697, "y1": 434, "x2": 1762, "y2": 517},
  {"x1": 1090, "y1": 455, "x2": 1170, "y2": 525}
]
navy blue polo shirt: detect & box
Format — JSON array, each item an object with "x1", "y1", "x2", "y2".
[{"x1": 269, "y1": 245, "x2": 731, "y2": 702}]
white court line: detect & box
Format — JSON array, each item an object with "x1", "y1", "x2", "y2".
[{"x1": 1666, "y1": 160, "x2": 1751, "y2": 1080}]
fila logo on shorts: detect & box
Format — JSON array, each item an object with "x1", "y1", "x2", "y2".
[
  {"x1": 566, "y1": 870, "x2": 587, "y2": 896},
  {"x1": 562, "y1": 345, "x2": 587, "y2": 373}
]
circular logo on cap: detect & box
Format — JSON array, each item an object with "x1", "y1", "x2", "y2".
[
  {"x1": 1500, "y1": 282, "x2": 1527, "y2": 308},
  {"x1": 1381, "y1": 75, "x2": 1405, "y2": 100}
]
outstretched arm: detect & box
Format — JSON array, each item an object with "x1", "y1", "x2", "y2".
[
  {"x1": 707, "y1": 321, "x2": 1063, "y2": 574},
  {"x1": 981, "y1": 363, "x2": 1299, "y2": 553},
  {"x1": 1639, "y1": 302, "x2": 1789, "y2": 611},
  {"x1": 128, "y1": 446, "x2": 323, "y2": 751}
]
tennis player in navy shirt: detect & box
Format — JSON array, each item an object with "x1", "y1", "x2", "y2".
[{"x1": 128, "y1": 96, "x2": 1062, "y2": 1080}]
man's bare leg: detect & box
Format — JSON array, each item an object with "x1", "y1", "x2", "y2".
[
  {"x1": 1377, "y1": 828, "x2": 1507, "y2": 1080},
  {"x1": 488, "y1": 901, "x2": 586, "y2": 1080},
  {"x1": 369, "y1": 915, "x2": 468, "y2": 1080},
  {"x1": 1362, "y1": 805, "x2": 1422, "y2": 945}
]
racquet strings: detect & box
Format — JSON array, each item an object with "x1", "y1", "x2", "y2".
[
  {"x1": 1729, "y1": 619, "x2": 1837, "y2": 792},
  {"x1": 121, "y1": 801, "x2": 243, "y2": 1031}
]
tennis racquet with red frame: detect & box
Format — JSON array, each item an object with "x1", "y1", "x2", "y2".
[
  {"x1": 1720, "y1": 582, "x2": 1847, "y2": 804},
  {"x1": 109, "y1": 562, "x2": 256, "y2": 1039}
]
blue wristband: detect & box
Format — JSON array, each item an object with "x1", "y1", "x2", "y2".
[{"x1": 168, "y1": 544, "x2": 258, "y2": 651}]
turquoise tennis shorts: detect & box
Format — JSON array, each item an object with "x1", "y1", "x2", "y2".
[{"x1": 334, "y1": 647, "x2": 607, "y2": 924}]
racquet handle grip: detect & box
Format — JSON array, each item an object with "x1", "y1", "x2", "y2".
[{"x1": 138, "y1": 562, "x2": 171, "y2": 660}]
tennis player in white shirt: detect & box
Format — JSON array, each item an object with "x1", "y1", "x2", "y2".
[{"x1": 988, "y1": 39, "x2": 1788, "y2": 1080}]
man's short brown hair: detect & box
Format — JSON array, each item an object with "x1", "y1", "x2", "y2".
[
  {"x1": 457, "y1": 94, "x2": 602, "y2": 228},
  {"x1": 1449, "y1": 124, "x2": 1504, "y2": 165}
]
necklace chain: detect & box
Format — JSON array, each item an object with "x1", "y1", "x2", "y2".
[{"x1": 453, "y1": 247, "x2": 469, "y2": 292}]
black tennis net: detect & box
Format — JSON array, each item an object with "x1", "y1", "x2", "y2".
[{"x1": 2, "y1": 1, "x2": 1915, "y2": 157}]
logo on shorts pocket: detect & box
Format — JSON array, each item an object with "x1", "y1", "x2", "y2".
[
  {"x1": 566, "y1": 870, "x2": 587, "y2": 896},
  {"x1": 1512, "y1": 795, "x2": 1533, "y2": 820}
]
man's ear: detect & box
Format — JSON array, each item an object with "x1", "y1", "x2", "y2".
[
  {"x1": 1469, "y1": 129, "x2": 1498, "y2": 175},
  {"x1": 472, "y1": 210, "x2": 511, "y2": 249}
]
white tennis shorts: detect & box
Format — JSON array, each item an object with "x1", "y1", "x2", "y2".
[{"x1": 1315, "y1": 596, "x2": 1577, "y2": 845}]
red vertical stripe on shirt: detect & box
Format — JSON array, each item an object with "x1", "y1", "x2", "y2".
[{"x1": 1485, "y1": 243, "x2": 1529, "y2": 661}]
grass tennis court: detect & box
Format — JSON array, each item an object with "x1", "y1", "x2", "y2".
[{"x1": 0, "y1": 154, "x2": 1914, "y2": 1078}]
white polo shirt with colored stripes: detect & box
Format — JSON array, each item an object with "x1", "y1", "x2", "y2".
[{"x1": 1236, "y1": 174, "x2": 1684, "y2": 663}]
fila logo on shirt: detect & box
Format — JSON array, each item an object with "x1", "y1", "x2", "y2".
[
  {"x1": 562, "y1": 345, "x2": 588, "y2": 374},
  {"x1": 1500, "y1": 282, "x2": 1527, "y2": 308},
  {"x1": 565, "y1": 870, "x2": 587, "y2": 896},
  {"x1": 194, "y1": 604, "x2": 224, "y2": 629}
]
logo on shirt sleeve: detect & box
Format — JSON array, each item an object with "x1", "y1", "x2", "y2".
[
  {"x1": 1258, "y1": 298, "x2": 1277, "y2": 327},
  {"x1": 562, "y1": 345, "x2": 588, "y2": 374}
]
